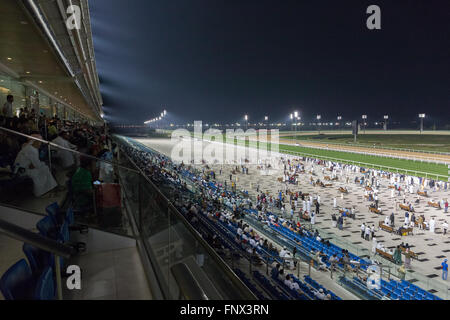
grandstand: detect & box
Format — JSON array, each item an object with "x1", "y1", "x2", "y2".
[{"x1": 1, "y1": 0, "x2": 449, "y2": 305}]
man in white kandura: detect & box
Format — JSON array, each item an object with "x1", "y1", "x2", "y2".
[
  {"x1": 429, "y1": 217, "x2": 436, "y2": 233},
  {"x1": 14, "y1": 134, "x2": 58, "y2": 197}
]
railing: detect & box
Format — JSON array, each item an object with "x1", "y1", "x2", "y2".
[
  {"x1": 171, "y1": 263, "x2": 209, "y2": 300},
  {"x1": 288, "y1": 137, "x2": 450, "y2": 156},
  {"x1": 279, "y1": 141, "x2": 450, "y2": 165},
  {"x1": 0, "y1": 218, "x2": 75, "y2": 300},
  {"x1": 279, "y1": 149, "x2": 448, "y2": 181}
]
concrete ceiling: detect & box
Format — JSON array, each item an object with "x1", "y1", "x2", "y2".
[{"x1": 0, "y1": 0, "x2": 102, "y2": 121}]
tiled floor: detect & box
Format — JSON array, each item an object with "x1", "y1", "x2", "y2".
[
  {"x1": 0, "y1": 206, "x2": 152, "y2": 300},
  {"x1": 65, "y1": 247, "x2": 152, "y2": 300}
]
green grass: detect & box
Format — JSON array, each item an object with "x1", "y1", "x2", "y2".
[
  {"x1": 200, "y1": 133, "x2": 448, "y2": 180},
  {"x1": 282, "y1": 134, "x2": 450, "y2": 153}
]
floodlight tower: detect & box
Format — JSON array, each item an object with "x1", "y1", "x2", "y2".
[
  {"x1": 290, "y1": 113, "x2": 294, "y2": 143},
  {"x1": 244, "y1": 114, "x2": 248, "y2": 130},
  {"x1": 337, "y1": 116, "x2": 342, "y2": 131},
  {"x1": 316, "y1": 115, "x2": 321, "y2": 134},
  {"x1": 383, "y1": 115, "x2": 389, "y2": 131},
  {"x1": 362, "y1": 115, "x2": 367, "y2": 134},
  {"x1": 294, "y1": 111, "x2": 298, "y2": 142},
  {"x1": 264, "y1": 115, "x2": 269, "y2": 130},
  {"x1": 419, "y1": 113, "x2": 425, "y2": 133}
]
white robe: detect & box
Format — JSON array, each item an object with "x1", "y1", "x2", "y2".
[
  {"x1": 14, "y1": 143, "x2": 58, "y2": 197},
  {"x1": 52, "y1": 136, "x2": 75, "y2": 168},
  {"x1": 311, "y1": 213, "x2": 316, "y2": 225},
  {"x1": 429, "y1": 219, "x2": 436, "y2": 233}
]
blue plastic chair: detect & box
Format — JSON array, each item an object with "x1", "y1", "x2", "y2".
[
  {"x1": 0, "y1": 259, "x2": 34, "y2": 300},
  {"x1": 34, "y1": 267, "x2": 55, "y2": 300},
  {"x1": 36, "y1": 216, "x2": 57, "y2": 238},
  {"x1": 22, "y1": 243, "x2": 52, "y2": 276},
  {"x1": 46, "y1": 202, "x2": 60, "y2": 226}
]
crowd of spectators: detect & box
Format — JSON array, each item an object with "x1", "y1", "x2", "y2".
[{"x1": 0, "y1": 98, "x2": 114, "y2": 207}]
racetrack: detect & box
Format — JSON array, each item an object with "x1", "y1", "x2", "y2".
[{"x1": 278, "y1": 138, "x2": 450, "y2": 164}]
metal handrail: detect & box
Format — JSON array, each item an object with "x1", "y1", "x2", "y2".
[
  {"x1": 171, "y1": 263, "x2": 209, "y2": 300},
  {"x1": 0, "y1": 218, "x2": 74, "y2": 259},
  {"x1": 287, "y1": 137, "x2": 450, "y2": 156}
]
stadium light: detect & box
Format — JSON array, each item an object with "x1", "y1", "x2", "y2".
[
  {"x1": 316, "y1": 115, "x2": 321, "y2": 134},
  {"x1": 383, "y1": 115, "x2": 389, "y2": 131},
  {"x1": 362, "y1": 115, "x2": 367, "y2": 134},
  {"x1": 337, "y1": 116, "x2": 342, "y2": 127},
  {"x1": 419, "y1": 113, "x2": 425, "y2": 133}
]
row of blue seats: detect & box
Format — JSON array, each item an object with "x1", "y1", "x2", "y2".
[
  {"x1": 379, "y1": 278, "x2": 442, "y2": 300},
  {"x1": 304, "y1": 275, "x2": 341, "y2": 300},
  {"x1": 0, "y1": 202, "x2": 76, "y2": 300},
  {"x1": 253, "y1": 271, "x2": 290, "y2": 300},
  {"x1": 246, "y1": 209, "x2": 445, "y2": 300},
  {"x1": 233, "y1": 268, "x2": 266, "y2": 300}
]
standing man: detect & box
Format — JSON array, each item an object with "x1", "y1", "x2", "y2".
[
  {"x1": 405, "y1": 211, "x2": 410, "y2": 226},
  {"x1": 361, "y1": 223, "x2": 366, "y2": 239},
  {"x1": 2, "y1": 94, "x2": 14, "y2": 120},
  {"x1": 442, "y1": 221, "x2": 448, "y2": 236},
  {"x1": 390, "y1": 212, "x2": 395, "y2": 228},
  {"x1": 442, "y1": 259, "x2": 448, "y2": 281},
  {"x1": 374, "y1": 193, "x2": 379, "y2": 208}
]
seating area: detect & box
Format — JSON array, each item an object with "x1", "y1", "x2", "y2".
[
  {"x1": 340, "y1": 276, "x2": 383, "y2": 300},
  {"x1": 120, "y1": 136, "x2": 448, "y2": 301},
  {"x1": 252, "y1": 271, "x2": 290, "y2": 300},
  {"x1": 0, "y1": 202, "x2": 84, "y2": 300},
  {"x1": 233, "y1": 269, "x2": 266, "y2": 300},
  {"x1": 303, "y1": 275, "x2": 341, "y2": 300},
  {"x1": 379, "y1": 279, "x2": 443, "y2": 300}
]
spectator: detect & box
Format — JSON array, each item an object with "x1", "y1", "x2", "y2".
[
  {"x1": 52, "y1": 130, "x2": 77, "y2": 169},
  {"x1": 442, "y1": 259, "x2": 448, "y2": 281},
  {"x1": 2, "y1": 94, "x2": 14, "y2": 119},
  {"x1": 71, "y1": 157, "x2": 94, "y2": 211},
  {"x1": 13, "y1": 133, "x2": 58, "y2": 197}
]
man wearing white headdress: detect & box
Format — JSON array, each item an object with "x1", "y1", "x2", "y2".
[{"x1": 14, "y1": 134, "x2": 58, "y2": 197}]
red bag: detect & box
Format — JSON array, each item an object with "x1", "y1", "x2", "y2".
[{"x1": 95, "y1": 183, "x2": 121, "y2": 208}]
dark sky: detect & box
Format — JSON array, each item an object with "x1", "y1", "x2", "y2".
[{"x1": 89, "y1": 0, "x2": 450, "y2": 125}]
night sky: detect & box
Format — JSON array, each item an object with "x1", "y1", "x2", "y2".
[{"x1": 89, "y1": 0, "x2": 450, "y2": 125}]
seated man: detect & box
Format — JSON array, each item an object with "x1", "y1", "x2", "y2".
[
  {"x1": 71, "y1": 157, "x2": 94, "y2": 212},
  {"x1": 52, "y1": 130, "x2": 76, "y2": 169},
  {"x1": 14, "y1": 133, "x2": 58, "y2": 197}
]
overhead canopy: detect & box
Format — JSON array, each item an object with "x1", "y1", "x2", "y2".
[{"x1": 0, "y1": 0, "x2": 102, "y2": 122}]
